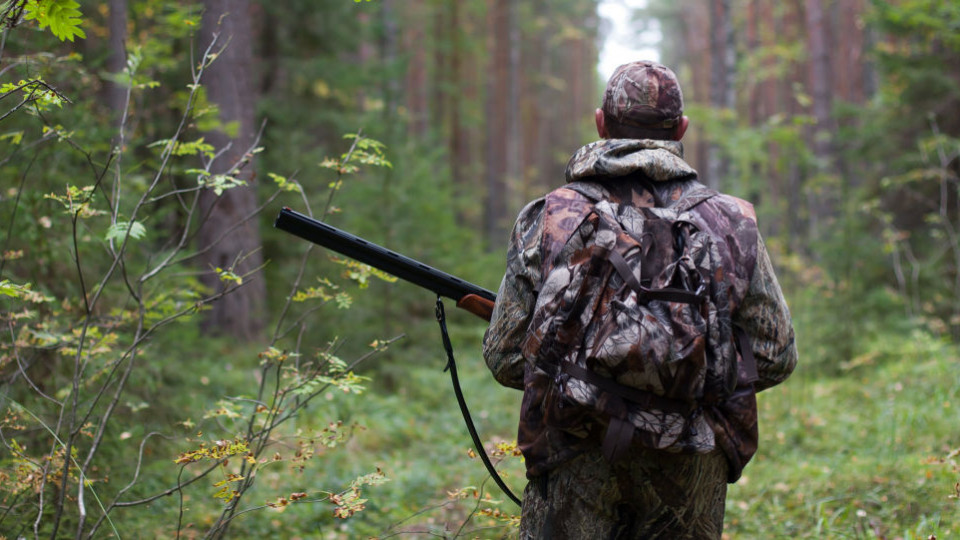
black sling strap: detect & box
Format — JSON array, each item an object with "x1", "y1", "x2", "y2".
[{"x1": 435, "y1": 297, "x2": 522, "y2": 507}]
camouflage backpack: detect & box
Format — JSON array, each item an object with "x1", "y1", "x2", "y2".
[{"x1": 521, "y1": 181, "x2": 757, "y2": 463}]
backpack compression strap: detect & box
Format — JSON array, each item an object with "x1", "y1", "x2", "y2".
[{"x1": 607, "y1": 249, "x2": 705, "y2": 305}]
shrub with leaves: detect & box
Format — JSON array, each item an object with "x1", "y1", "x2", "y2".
[{"x1": 0, "y1": 11, "x2": 402, "y2": 536}]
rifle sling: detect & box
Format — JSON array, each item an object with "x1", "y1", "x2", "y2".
[{"x1": 435, "y1": 297, "x2": 522, "y2": 507}]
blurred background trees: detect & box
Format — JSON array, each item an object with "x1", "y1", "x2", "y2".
[
  {"x1": 0, "y1": 0, "x2": 958, "y2": 536},
  {"x1": 649, "y1": 0, "x2": 960, "y2": 363}
]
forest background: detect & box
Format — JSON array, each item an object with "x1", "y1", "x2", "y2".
[{"x1": 0, "y1": 0, "x2": 957, "y2": 538}]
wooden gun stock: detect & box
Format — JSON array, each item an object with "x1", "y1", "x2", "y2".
[{"x1": 456, "y1": 294, "x2": 495, "y2": 322}]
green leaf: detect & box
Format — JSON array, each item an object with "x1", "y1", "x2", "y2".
[
  {"x1": 149, "y1": 137, "x2": 215, "y2": 158},
  {"x1": 0, "y1": 131, "x2": 25, "y2": 145},
  {"x1": 24, "y1": 0, "x2": 86, "y2": 42},
  {"x1": 202, "y1": 174, "x2": 246, "y2": 196},
  {"x1": 105, "y1": 221, "x2": 146, "y2": 242},
  {"x1": 214, "y1": 266, "x2": 243, "y2": 285},
  {"x1": 268, "y1": 172, "x2": 302, "y2": 193},
  {"x1": 0, "y1": 280, "x2": 53, "y2": 303},
  {"x1": 0, "y1": 79, "x2": 65, "y2": 112},
  {"x1": 0, "y1": 279, "x2": 21, "y2": 298}
]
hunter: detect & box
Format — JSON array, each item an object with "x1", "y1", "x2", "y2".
[{"x1": 482, "y1": 60, "x2": 798, "y2": 539}]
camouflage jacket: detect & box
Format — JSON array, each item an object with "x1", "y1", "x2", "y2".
[{"x1": 482, "y1": 139, "x2": 798, "y2": 478}]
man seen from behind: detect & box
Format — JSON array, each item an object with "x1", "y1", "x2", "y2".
[{"x1": 482, "y1": 61, "x2": 798, "y2": 539}]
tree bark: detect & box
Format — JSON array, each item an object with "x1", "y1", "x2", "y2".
[
  {"x1": 104, "y1": 0, "x2": 127, "y2": 126},
  {"x1": 804, "y1": 0, "x2": 836, "y2": 241},
  {"x1": 526, "y1": 0, "x2": 553, "y2": 196},
  {"x1": 197, "y1": 0, "x2": 266, "y2": 341},
  {"x1": 431, "y1": 2, "x2": 450, "y2": 131},
  {"x1": 861, "y1": 1, "x2": 878, "y2": 100},
  {"x1": 404, "y1": 0, "x2": 428, "y2": 136},
  {"x1": 449, "y1": 0, "x2": 466, "y2": 188},
  {"x1": 506, "y1": 0, "x2": 521, "y2": 213},
  {"x1": 805, "y1": 0, "x2": 833, "y2": 159},
  {"x1": 484, "y1": 0, "x2": 510, "y2": 246},
  {"x1": 706, "y1": 0, "x2": 734, "y2": 190},
  {"x1": 681, "y1": 3, "x2": 710, "y2": 174}
]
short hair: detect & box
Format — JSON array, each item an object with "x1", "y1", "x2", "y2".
[{"x1": 603, "y1": 118, "x2": 679, "y2": 140}]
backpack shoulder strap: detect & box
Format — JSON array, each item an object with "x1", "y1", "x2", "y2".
[
  {"x1": 540, "y1": 185, "x2": 598, "y2": 274},
  {"x1": 561, "y1": 180, "x2": 606, "y2": 203},
  {"x1": 672, "y1": 183, "x2": 718, "y2": 213}
]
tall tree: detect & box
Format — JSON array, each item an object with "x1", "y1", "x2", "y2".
[
  {"x1": 402, "y1": 0, "x2": 430, "y2": 137},
  {"x1": 104, "y1": 0, "x2": 128, "y2": 125},
  {"x1": 804, "y1": 0, "x2": 836, "y2": 240},
  {"x1": 484, "y1": 0, "x2": 512, "y2": 245},
  {"x1": 448, "y1": 0, "x2": 469, "y2": 188},
  {"x1": 706, "y1": 0, "x2": 734, "y2": 189},
  {"x1": 197, "y1": 0, "x2": 266, "y2": 340}
]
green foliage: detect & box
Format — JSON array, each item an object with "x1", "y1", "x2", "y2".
[
  {"x1": 0, "y1": 6, "x2": 409, "y2": 536},
  {"x1": 872, "y1": 0, "x2": 960, "y2": 51},
  {"x1": 151, "y1": 136, "x2": 216, "y2": 158},
  {"x1": 829, "y1": 0, "x2": 960, "y2": 341},
  {"x1": 0, "y1": 78, "x2": 66, "y2": 113},
  {"x1": 3, "y1": 0, "x2": 958, "y2": 537},
  {"x1": 0, "y1": 279, "x2": 52, "y2": 303},
  {"x1": 725, "y1": 339, "x2": 959, "y2": 538},
  {"x1": 22, "y1": 0, "x2": 85, "y2": 41},
  {"x1": 686, "y1": 103, "x2": 817, "y2": 202},
  {"x1": 327, "y1": 133, "x2": 393, "y2": 172},
  {"x1": 104, "y1": 220, "x2": 146, "y2": 242},
  {"x1": 268, "y1": 172, "x2": 303, "y2": 193}
]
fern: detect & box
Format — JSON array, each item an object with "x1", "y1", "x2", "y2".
[{"x1": 24, "y1": 0, "x2": 85, "y2": 42}]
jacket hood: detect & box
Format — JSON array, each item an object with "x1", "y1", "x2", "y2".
[{"x1": 564, "y1": 139, "x2": 698, "y2": 184}]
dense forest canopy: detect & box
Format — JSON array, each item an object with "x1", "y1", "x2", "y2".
[{"x1": 0, "y1": 0, "x2": 957, "y2": 537}]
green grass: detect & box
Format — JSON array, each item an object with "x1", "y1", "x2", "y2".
[
  {"x1": 725, "y1": 344, "x2": 959, "y2": 539},
  {"x1": 198, "y1": 317, "x2": 958, "y2": 539},
  {"x1": 33, "y1": 311, "x2": 955, "y2": 539}
]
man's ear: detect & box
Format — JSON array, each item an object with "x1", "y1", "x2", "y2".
[
  {"x1": 595, "y1": 108, "x2": 609, "y2": 139},
  {"x1": 674, "y1": 115, "x2": 689, "y2": 141}
]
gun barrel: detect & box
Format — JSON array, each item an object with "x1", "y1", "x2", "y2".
[{"x1": 274, "y1": 208, "x2": 496, "y2": 303}]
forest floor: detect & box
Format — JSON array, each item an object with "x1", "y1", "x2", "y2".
[
  {"x1": 186, "y1": 319, "x2": 958, "y2": 539},
  {"x1": 137, "y1": 310, "x2": 960, "y2": 540}
]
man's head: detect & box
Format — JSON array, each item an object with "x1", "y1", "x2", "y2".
[{"x1": 596, "y1": 60, "x2": 689, "y2": 142}]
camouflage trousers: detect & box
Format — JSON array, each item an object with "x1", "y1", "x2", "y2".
[{"x1": 519, "y1": 446, "x2": 728, "y2": 539}]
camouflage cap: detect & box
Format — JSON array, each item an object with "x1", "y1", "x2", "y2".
[{"x1": 602, "y1": 61, "x2": 683, "y2": 131}]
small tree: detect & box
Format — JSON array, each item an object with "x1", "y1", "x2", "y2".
[{"x1": 0, "y1": 6, "x2": 399, "y2": 537}]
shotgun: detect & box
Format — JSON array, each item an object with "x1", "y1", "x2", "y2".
[
  {"x1": 273, "y1": 206, "x2": 521, "y2": 506},
  {"x1": 273, "y1": 207, "x2": 497, "y2": 321}
]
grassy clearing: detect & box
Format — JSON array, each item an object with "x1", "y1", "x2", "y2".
[
  {"x1": 725, "y1": 339, "x2": 959, "y2": 539},
  {"x1": 121, "y1": 312, "x2": 958, "y2": 539},
  {"x1": 329, "y1": 329, "x2": 958, "y2": 539}
]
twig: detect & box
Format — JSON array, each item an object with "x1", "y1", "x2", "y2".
[
  {"x1": 112, "y1": 461, "x2": 224, "y2": 507},
  {"x1": 85, "y1": 432, "x2": 171, "y2": 538},
  {"x1": 0, "y1": 150, "x2": 37, "y2": 278}
]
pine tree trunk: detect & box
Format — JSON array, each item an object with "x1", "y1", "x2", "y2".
[
  {"x1": 706, "y1": 0, "x2": 734, "y2": 190},
  {"x1": 484, "y1": 0, "x2": 510, "y2": 246},
  {"x1": 197, "y1": 0, "x2": 266, "y2": 341},
  {"x1": 805, "y1": 0, "x2": 833, "y2": 159},
  {"x1": 105, "y1": 0, "x2": 127, "y2": 126},
  {"x1": 404, "y1": 0, "x2": 429, "y2": 136},
  {"x1": 506, "y1": 0, "x2": 521, "y2": 214},
  {"x1": 804, "y1": 0, "x2": 835, "y2": 241}
]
